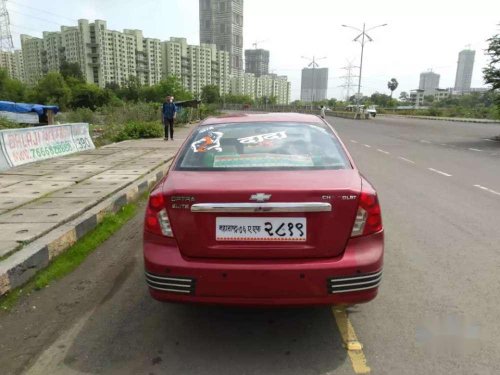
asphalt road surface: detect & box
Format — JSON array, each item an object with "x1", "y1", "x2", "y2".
[{"x1": 1, "y1": 116, "x2": 499, "y2": 375}]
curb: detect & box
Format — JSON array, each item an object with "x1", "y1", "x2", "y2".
[
  {"x1": 378, "y1": 114, "x2": 500, "y2": 124},
  {"x1": 0, "y1": 159, "x2": 172, "y2": 297}
]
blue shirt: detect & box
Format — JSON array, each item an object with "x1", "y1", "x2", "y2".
[{"x1": 162, "y1": 102, "x2": 177, "y2": 119}]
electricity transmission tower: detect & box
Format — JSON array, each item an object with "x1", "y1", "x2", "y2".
[
  {"x1": 339, "y1": 60, "x2": 358, "y2": 102},
  {"x1": 0, "y1": 0, "x2": 14, "y2": 51}
]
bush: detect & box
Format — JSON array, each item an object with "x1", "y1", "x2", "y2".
[
  {"x1": 425, "y1": 107, "x2": 443, "y2": 117},
  {"x1": 198, "y1": 103, "x2": 220, "y2": 119},
  {"x1": 58, "y1": 107, "x2": 97, "y2": 124},
  {"x1": 99, "y1": 102, "x2": 161, "y2": 124},
  {"x1": 112, "y1": 121, "x2": 163, "y2": 142},
  {"x1": 0, "y1": 116, "x2": 24, "y2": 130}
]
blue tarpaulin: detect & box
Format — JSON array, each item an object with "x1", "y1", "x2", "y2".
[{"x1": 0, "y1": 101, "x2": 59, "y2": 115}]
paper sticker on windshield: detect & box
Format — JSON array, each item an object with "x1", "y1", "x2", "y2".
[
  {"x1": 191, "y1": 131, "x2": 223, "y2": 153},
  {"x1": 213, "y1": 153, "x2": 313, "y2": 168},
  {"x1": 199, "y1": 126, "x2": 214, "y2": 134},
  {"x1": 237, "y1": 131, "x2": 287, "y2": 144}
]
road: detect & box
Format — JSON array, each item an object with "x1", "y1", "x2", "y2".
[{"x1": 0, "y1": 116, "x2": 499, "y2": 374}]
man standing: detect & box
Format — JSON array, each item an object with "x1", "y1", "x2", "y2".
[{"x1": 162, "y1": 95, "x2": 177, "y2": 141}]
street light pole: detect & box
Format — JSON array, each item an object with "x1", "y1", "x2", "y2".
[
  {"x1": 342, "y1": 23, "x2": 387, "y2": 116},
  {"x1": 312, "y1": 58, "x2": 315, "y2": 110},
  {"x1": 357, "y1": 23, "x2": 366, "y2": 108}
]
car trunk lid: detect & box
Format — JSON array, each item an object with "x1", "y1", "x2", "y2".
[{"x1": 163, "y1": 170, "x2": 361, "y2": 259}]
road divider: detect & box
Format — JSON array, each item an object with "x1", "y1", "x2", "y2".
[{"x1": 0, "y1": 160, "x2": 172, "y2": 297}]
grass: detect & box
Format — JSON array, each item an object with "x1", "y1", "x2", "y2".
[{"x1": 0, "y1": 200, "x2": 143, "y2": 311}]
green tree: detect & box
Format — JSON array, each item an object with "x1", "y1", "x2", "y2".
[
  {"x1": 70, "y1": 83, "x2": 114, "y2": 110},
  {"x1": 327, "y1": 98, "x2": 337, "y2": 108},
  {"x1": 424, "y1": 95, "x2": 434, "y2": 105},
  {"x1": 399, "y1": 91, "x2": 409, "y2": 102},
  {"x1": 60, "y1": 61, "x2": 84, "y2": 82},
  {"x1": 120, "y1": 75, "x2": 141, "y2": 102},
  {"x1": 370, "y1": 92, "x2": 395, "y2": 107},
  {"x1": 387, "y1": 78, "x2": 399, "y2": 98},
  {"x1": 201, "y1": 84, "x2": 221, "y2": 104},
  {"x1": 31, "y1": 72, "x2": 71, "y2": 108},
  {"x1": 0, "y1": 69, "x2": 26, "y2": 102},
  {"x1": 105, "y1": 82, "x2": 120, "y2": 92},
  {"x1": 483, "y1": 31, "x2": 500, "y2": 90},
  {"x1": 483, "y1": 29, "x2": 500, "y2": 119},
  {"x1": 223, "y1": 94, "x2": 254, "y2": 104},
  {"x1": 139, "y1": 85, "x2": 159, "y2": 102},
  {"x1": 138, "y1": 76, "x2": 193, "y2": 102},
  {"x1": 155, "y1": 76, "x2": 192, "y2": 101}
]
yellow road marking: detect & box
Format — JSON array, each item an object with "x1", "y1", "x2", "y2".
[{"x1": 332, "y1": 307, "x2": 371, "y2": 374}]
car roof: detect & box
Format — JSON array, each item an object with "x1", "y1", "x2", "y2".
[{"x1": 200, "y1": 112, "x2": 325, "y2": 126}]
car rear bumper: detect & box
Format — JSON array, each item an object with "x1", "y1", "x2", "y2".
[{"x1": 143, "y1": 231, "x2": 383, "y2": 307}]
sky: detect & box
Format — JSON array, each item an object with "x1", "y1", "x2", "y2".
[{"x1": 7, "y1": 0, "x2": 500, "y2": 100}]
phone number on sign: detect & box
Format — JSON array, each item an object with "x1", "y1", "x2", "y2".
[{"x1": 29, "y1": 141, "x2": 74, "y2": 159}]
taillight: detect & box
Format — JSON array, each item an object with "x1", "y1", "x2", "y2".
[
  {"x1": 351, "y1": 186, "x2": 382, "y2": 237},
  {"x1": 144, "y1": 193, "x2": 174, "y2": 237}
]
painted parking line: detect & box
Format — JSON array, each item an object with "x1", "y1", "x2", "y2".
[
  {"x1": 351, "y1": 140, "x2": 359, "y2": 144},
  {"x1": 469, "y1": 148, "x2": 483, "y2": 152},
  {"x1": 332, "y1": 307, "x2": 371, "y2": 374},
  {"x1": 398, "y1": 156, "x2": 415, "y2": 164},
  {"x1": 420, "y1": 140, "x2": 432, "y2": 144},
  {"x1": 363, "y1": 144, "x2": 371, "y2": 148},
  {"x1": 428, "y1": 168, "x2": 452, "y2": 177},
  {"x1": 377, "y1": 149, "x2": 390, "y2": 155},
  {"x1": 474, "y1": 184, "x2": 500, "y2": 196}
]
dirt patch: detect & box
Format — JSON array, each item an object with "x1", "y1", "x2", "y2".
[{"x1": 0, "y1": 203, "x2": 146, "y2": 375}]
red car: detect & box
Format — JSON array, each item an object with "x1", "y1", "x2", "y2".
[{"x1": 144, "y1": 113, "x2": 383, "y2": 306}]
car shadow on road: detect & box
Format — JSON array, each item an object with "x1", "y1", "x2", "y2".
[{"x1": 63, "y1": 292, "x2": 348, "y2": 375}]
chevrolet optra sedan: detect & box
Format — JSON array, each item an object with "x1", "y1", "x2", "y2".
[{"x1": 144, "y1": 113, "x2": 383, "y2": 306}]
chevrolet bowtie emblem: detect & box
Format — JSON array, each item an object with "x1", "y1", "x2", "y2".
[{"x1": 250, "y1": 193, "x2": 272, "y2": 202}]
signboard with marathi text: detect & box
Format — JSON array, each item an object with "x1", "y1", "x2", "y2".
[{"x1": 0, "y1": 123, "x2": 94, "y2": 171}]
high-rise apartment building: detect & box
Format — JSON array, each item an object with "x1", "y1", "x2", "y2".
[
  {"x1": 21, "y1": 19, "x2": 163, "y2": 87},
  {"x1": 231, "y1": 72, "x2": 256, "y2": 99},
  {"x1": 162, "y1": 37, "x2": 231, "y2": 96},
  {"x1": 124, "y1": 29, "x2": 163, "y2": 86},
  {"x1": 418, "y1": 71, "x2": 440, "y2": 92},
  {"x1": 199, "y1": 0, "x2": 243, "y2": 74},
  {"x1": 0, "y1": 50, "x2": 25, "y2": 81},
  {"x1": 19, "y1": 19, "x2": 232, "y2": 98},
  {"x1": 245, "y1": 49, "x2": 269, "y2": 77},
  {"x1": 20, "y1": 35, "x2": 44, "y2": 85},
  {"x1": 300, "y1": 67, "x2": 328, "y2": 102},
  {"x1": 231, "y1": 73, "x2": 291, "y2": 105},
  {"x1": 454, "y1": 49, "x2": 475, "y2": 93}
]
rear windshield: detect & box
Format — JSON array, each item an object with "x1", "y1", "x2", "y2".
[{"x1": 175, "y1": 122, "x2": 351, "y2": 171}]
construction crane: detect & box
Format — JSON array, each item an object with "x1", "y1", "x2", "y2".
[{"x1": 252, "y1": 39, "x2": 268, "y2": 49}]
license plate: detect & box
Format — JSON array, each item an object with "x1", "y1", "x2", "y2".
[{"x1": 216, "y1": 217, "x2": 307, "y2": 241}]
